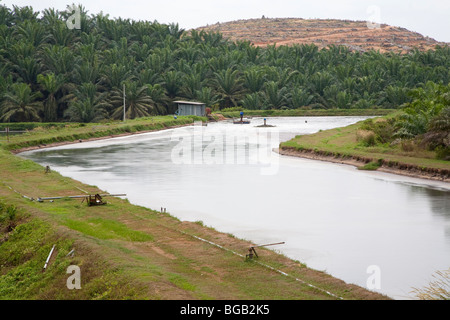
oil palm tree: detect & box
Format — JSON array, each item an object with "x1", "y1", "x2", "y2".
[
  {"x1": 100, "y1": 63, "x2": 132, "y2": 90},
  {"x1": 309, "y1": 71, "x2": 334, "y2": 97},
  {"x1": 41, "y1": 44, "x2": 75, "y2": 77},
  {"x1": 168, "y1": 23, "x2": 184, "y2": 39},
  {"x1": 181, "y1": 72, "x2": 204, "y2": 100},
  {"x1": 15, "y1": 20, "x2": 48, "y2": 47},
  {"x1": 11, "y1": 54, "x2": 42, "y2": 87},
  {"x1": 289, "y1": 87, "x2": 314, "y2": 109},
  {"x1": 196, "y1": 87, "x2": 220, "y2": 109},
  {"x1": 47, "y1": 21, "x2": 75, "y2": 46},
  {"x1": 243, "y1": 68, "x2": 265, "y2": 93},
  {"x1": 110, "y1": 81, "x2": 154, "y2": 119},
  {"x1": 422, "y1": 106, "x2": 450, "y2": 151},
  {"x1": 146, "y1": 83, "x2": 170, "y2": 115},
  {"x1": 395, "y1": 82, "x2": 449, "y2": 139},
  {"x1": 64, "y1": 82, "x2": 109, "y2": 123},
  {"x1": 162, "y1": 70, "x2": 183, "y2": 100},
  {"x1": 0, "y1": 5, "x2": 13, "y2": 26},
  {"x1": 11, "y1": 5, "x2": 39, "y2": 24},
  {"x1": 213, "y1": 68, "x2": 245, "y2": 109},
  {"x1": 37, "y1": 72, "x2": 66, "y2": 121},
  {"x1": 263, "y1": 81, "x2": 288, "y2": 109},
  {"x1": 241, "y1": 92, "x2": 263, "y2": 110},
  {"x1": 1, "y1": 82, "x2": 42, "y2": 122}
]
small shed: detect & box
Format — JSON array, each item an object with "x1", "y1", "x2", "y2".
[{"x1": 174, "y1": 101, "x2": 206, "y2": 117}]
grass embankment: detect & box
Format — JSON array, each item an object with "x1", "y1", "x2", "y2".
[
  {"x1": 0, "y1": 116, "x2": 390, "y2": 300},
  {"x1": 2, "y1": 115, "x2": 203, "y2": 153},
  {"x1": 280, "y1": 114, "x2": 450, "y2": 181},
  {"x1": 215, "y1": 108, "x2": 395, "y2": 119}
]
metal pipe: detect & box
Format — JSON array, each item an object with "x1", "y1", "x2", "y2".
[
  {"x1": 251, "y1": 242, "x2": 285, "y2": 248},
  {"x1": 37, "y1": 194, "x2": 126, "y2": 201},
  {"x1": 43, "y1": 244, "x2": 55, "y2": 270}
]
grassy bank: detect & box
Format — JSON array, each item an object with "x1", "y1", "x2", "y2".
[
  {"x1": 280, "y1": 115, "x2": 450, "y2": 181},
  {"x1": 0, "y1": 198, "x2": 146, "y2": 299},
  {"x1": 0, "y1": 116, "x2": 391, "y2": 300},
  {"x1": 1, "y1": 115, "x2": 205, "y2": 153},
  {"x1": 215, "y1": 108, "x2": 396, "y2": 119}
]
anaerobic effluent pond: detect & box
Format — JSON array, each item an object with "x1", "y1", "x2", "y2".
[{"x1": 20, "y1": 117, "x2": 450, "y2": 300}]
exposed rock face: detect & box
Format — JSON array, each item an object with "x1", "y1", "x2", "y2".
[{"x1": 196, "y1": 18, "x2": 449, "y2": 53}]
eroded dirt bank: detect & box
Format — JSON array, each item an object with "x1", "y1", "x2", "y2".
[{"x1": 277, "y1": 146, "x2": 450, "y2": 183}]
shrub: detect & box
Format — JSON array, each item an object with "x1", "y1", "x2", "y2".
[
  {"x1": 0, "y1": 202, "x2": 18, "y2": 230},
  {"x1": 360, "y1": 117, "x2": 396, "y2": 144},
  {"x1": 400, "y1": 139, "x2": 416, "y2": 152},
  {"x1": 357, "y1": 160, "x2": 382, "y2": 171},
  {"x1": 356, "y1": 130, "x2": 376, "y2": 146},
  {"x1": 435, "y1": 146, "x2": 450, "y2": 160}
]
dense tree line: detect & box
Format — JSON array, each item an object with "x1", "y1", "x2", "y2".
[
  {"x1": 359, "y1": 81, "x2": 450, "y2": 158},
  {"x1": 1, "y1": 4, "x2": 449, "y2": 123},
  {"x1": 396, "y1": 81, "x2": 450, "y2": 157}
]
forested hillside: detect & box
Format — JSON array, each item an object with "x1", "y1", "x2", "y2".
[{"x1": 0, "y1": 4, "x2": 449, "y2": 123}]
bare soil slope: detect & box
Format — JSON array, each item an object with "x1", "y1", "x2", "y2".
[{"x1": 197, "y1": 18, "x2": 448, "y2": 53}]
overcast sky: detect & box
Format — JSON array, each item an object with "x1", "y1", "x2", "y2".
[{"x1": 2, "y1": 0, "x2": 449, "y2": 42}]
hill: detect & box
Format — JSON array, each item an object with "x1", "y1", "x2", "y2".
[{"x1": 196, "y1": 18, "x2": 449, "y2": 53}]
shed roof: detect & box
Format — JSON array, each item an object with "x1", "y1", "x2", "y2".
[{"x1": 173, "y1": 100, "x2": 206, "y2": 105}]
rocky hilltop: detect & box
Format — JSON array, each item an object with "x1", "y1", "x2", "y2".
[{"x1": 197, "y1": 18, "x2": 448, "y2": 53}]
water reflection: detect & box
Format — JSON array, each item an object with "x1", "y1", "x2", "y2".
[
  {"x1": 421, "y1": 188, "x2": 450, "y2": 218},
  {"x1": 20, "y1": 117, "x2": 450, "y2": 300}
]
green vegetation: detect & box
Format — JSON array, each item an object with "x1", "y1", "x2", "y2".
[
  {"x1": 280, "y1": 82, "x2": 450, "y2": 176},
  {"x1": 2, "y1": 2, "x2": 448, "y2": 301},
  {"x1": 0, "y1": 116, "x2": 390, "y2": 300},
  {"x1": 216, "y1": 108, "x2": 395, "y2": 118},
  {"x1": 0, "y1": 4, "x2": 449, "y2": 124},
  {"x1": 357, "y1": 160, "x2": 383, "y2": 171},
  {"x1": 0, "y1": 200, "x2": 145, "y2": 299},
  {"x1": 1, "y1": 115, "x2": 203, "y2": 152},
  {"x1": 63, "y1": 218, "x2": 154, "y2": 242},
  {"x1": 0, "y1": 201, "x2": 17, "y2": 230},
  {"x1": 357, "y1": 82, "x2": 450, "y2": 160}
]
